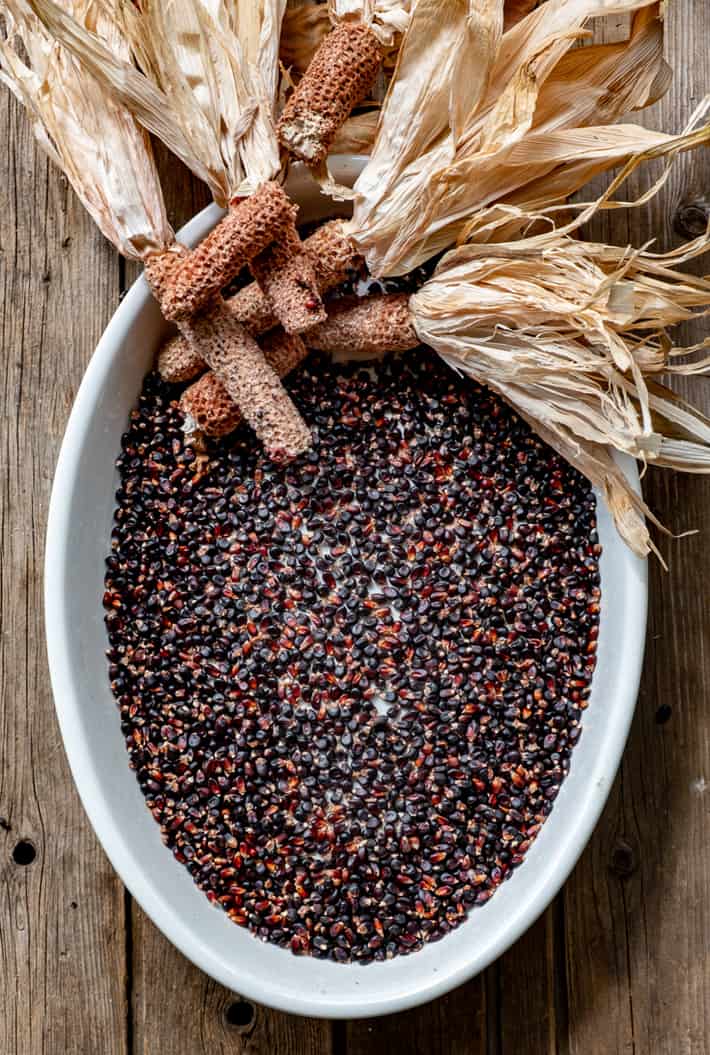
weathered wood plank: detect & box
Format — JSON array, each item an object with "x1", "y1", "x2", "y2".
[
  {"x1": 0, "y1": 93, "x2": 128, "y2": 1055},
  {"x1": 564, "y1": 2, "x2": 710, "y2": 1053},
  {"x1": 495, "y1": 908, "x2": 564, "y2": 1055},
  {"x1": 346, "y1": 977, "x2": 487, "y2": 1055},
  {"x1": 131, "y1": 908, "x2": 332, "y2": 1055}
]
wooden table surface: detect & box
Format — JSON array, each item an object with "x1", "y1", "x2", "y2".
[{"x1": 2, "y1": 5, "x2": 709, "y2": 1053}]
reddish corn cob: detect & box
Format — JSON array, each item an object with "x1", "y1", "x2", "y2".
[
  {"x1": 144, "y1": 266, "x2": 311, "y2": 458},
  {"x1": 306, "y1": 294, "x2": 417, "y2": 357},
  {"x1": 250, "y1": 224, "x2": 327, "y2": 334},
  {"x1": 143, "y1": 182, "x2": 326, "y2": 457},
  {"x1": 305, "y1": 219, "x2": 365, "y2": 289},
  {"x1": 145, "y1": 183, "x2": 297, "y2": 322},
  {"x1": 158, "y1": 333, "x2": 203, "y2": 383},
  {"x1": 181, "y1": 369, "x2": 243, "y2": 438},
  {"x1": 277, "y1": 22, "x2": 383, "y2": 165},
  {"x1": 157, "y1": 221, "x2": 363, "y2": 383},
  {"x1": 182, "y1": 303, "x2": 310, "y2": 461},
  {"x1": 219, "y1": 279, "x2": 283, "y2": 338},
  {"x1": 178, "y1": 293, "x2": 418, "y2": 440},
  {"x1": 146, "y1": 186, "x2": 325, "y2": 335},
  {"x1": 261, "y1": 328, "x2": 311, "y2": 378},
  {"x1": 181, "y1": 330, "x2": 310, "y2": 438}
]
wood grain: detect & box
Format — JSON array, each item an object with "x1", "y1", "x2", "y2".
[
  {"x1": 495, "y1": 907, "x2": 565, "y2": 1055},
  {"x1": 131, "y1": 909, "x2": 331, "y2": 1055},
  {"x1": 346, "y1": 977, "x2": 487, "y2": 1055},
  {"x1": 0, "y1": 93, "x2": 128, "y2": 1054}
]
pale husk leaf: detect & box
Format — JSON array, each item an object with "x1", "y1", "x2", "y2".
[
  {"x1": 210, "y1": 0, "x2": 286, "y2": 192},
  {"x1": 460, "y1": 100, "x2": 710, "y2": 248},
  {"x1": 351, "y1": 0, "x2": 677, "y2": 275},
  {"x1": 411, "y1": 228, "x2": 710, "y2": 557},
  {"x1": 331, "y1": 110, "x2": 379, "y2": 153},
  {"x1": 280, "y1": 2, "x2": 331, "y2": 74},
  {"x1": 28, "y1": 0, "x2": 285, "y2": 205},
  {"x1": 0, "y1": 0, "x2": 171, "y2": 258},
  {"x1": 115, "y1": 0, "x2": 286, "y2": 198},
  {"x1": 351, "y1": 0, "x2": 505, "y2": 240},
  {"x1": 27, "y1": 0, "x2": 213, "y2": 186},
  {"x1": 328, "y1": 0, "x2": 411, "y2": 46}
]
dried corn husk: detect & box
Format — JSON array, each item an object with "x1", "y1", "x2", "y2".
[
  {"x1": 411, "y1": 227, "x2": 710, "y2": 557},
  {"x1": 123, "y1": 0, "x2": 285, "y2": 198},
  {"x1": 504, "y1": 0, "x2": 539, "y2": 29},
  {"x1": 281, "y1": 2, "x2": 332, "y2": 74},
  {"x1": 9, "y1": 0, "x2": 311, "y2": 455},
  {"x1": 28, "y1": 0, "x2": 286, "y2": 204},
  {"x1": 331, "y1": 110, "x2": 379, "y2": 153},
  {"x1": 281, "y1": 1, "x2": 403, "y2": 79},
  {"x1": 0, "y1": 0, "x2": 172, "y2": 258},
  {"x1": 460, "y1": 96, "x2": 710, "y2": 248},
  {"x1": 350, "y1": 0, "x2": 687, "y2": 275},
  {"x1": 329, "y1": 0, "x2": 411, "y2": 47}
]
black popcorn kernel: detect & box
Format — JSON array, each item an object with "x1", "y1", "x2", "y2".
[{"x1": 104, "y1": 346, "x2": 601, "y2": 964}]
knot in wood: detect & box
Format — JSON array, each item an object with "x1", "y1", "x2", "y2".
[
  {"x1": 609, "y1": 838, "x2": 637, "y2": 879},
  {"x1": 673, "y1": 198, "x2": 710, "y2": 240}
]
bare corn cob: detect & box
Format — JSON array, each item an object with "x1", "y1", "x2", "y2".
[
  {"x1": 144, "y1": 234, "x2": 311, "y2": 457},
  {"x1": 306, "y1": 294, "x2": 417, "y2": 357},
  {"x1": 157, "y1": 334, "x2": 203, "y2": 383},
  {"x1": 277, "y1": 22, "x2": 382, "y2": 165},
  {"x1": 142, "y1": 182, "x2": 321, "y2": 454},
  {"x1": 218, "y1": 280, "x2": 283, "y2": 339},
  {"x1": 182, "y1": 303, "x2": 310, "y2": 461},
  {"x1": 144, "y1": 183, "x2": 297, "y2": 322},
  {"x1": 261, "y1": 328, "x2": 311, "y2": 378},
  {"x1": 250, "y1": 224, "x2": 327, "y2": 334},
  {"x1": 181, "y1": 370, "x2": 243, "y2": 438},
  {"x1": 145, "y1": 182, "x2": 325, "y2": 338},
  {"x1": 157, "y1": 221, "x2": 363, "y2": 383},
  {"x1": 306, "y1": 219, "x2": 365, "y2": 289},
  {"x1": 181, "y1": 330, "x2": 309, "y2": 438},
  {"x1": 177, "y1": 293, "x2": 416, "y2": 438}
]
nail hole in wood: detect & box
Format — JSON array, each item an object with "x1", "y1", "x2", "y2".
[
  {"x1": 610, "y1": 839, "x2": 637, "y2": 879},
  {"x1": 655, "y1": 704, "x2": 672, "y2": 725},
  {"x1": 674, "y1": 198, "x2": 710, "y2": 240},
  {"x1": 225, "y1": 1000, "x2": 254, "y2": 1029},
  {"x1": 12, "y1": 840, "x2": 36, "y2": 866},
  {"x1": 70, "y1": 901, "x2": 78, "y2": 910}
]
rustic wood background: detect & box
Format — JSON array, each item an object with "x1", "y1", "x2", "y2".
[{"x1": 1, "y1": 4, "x2": 709, "y2": 1053}]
